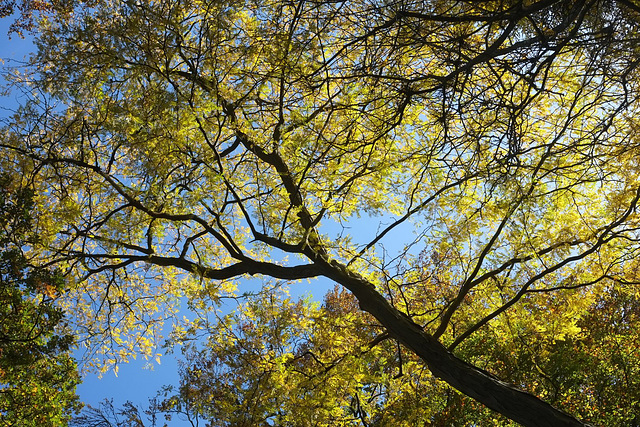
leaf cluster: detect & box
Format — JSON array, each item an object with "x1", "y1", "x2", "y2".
[{"x1": 0, "y1": 174, "x2": 81, "y2": 426}]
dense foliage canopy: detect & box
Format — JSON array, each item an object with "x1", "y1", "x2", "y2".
[
  {"x1": 3, "y1": 0, "x2": 640, "y2": 425},
  {"x1": 0, "y1": 175, "x2": 81, "y2": 425}
]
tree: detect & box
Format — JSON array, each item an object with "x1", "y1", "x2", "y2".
[
  {"x1": 70, "y1": 398, "x2": 178, "y2": 427},
  {"x1": 75, "y1": 283, "x2": 640, "y2": 426},
  {"x1": 158, "y1": 288, "x2": 505, "y2": 426},
  {"x1": 4, "y1": 0, "x2": 640, "y2": 425},
  {"x1": 112, "y1": 284, "x2": 640, "y2": 426},
  {"x1": 0, "y1": 0, "x2": 56, "y2": 36},
  {"x1": 0, "y1": 174, "x2": 81, "y2": 425}
]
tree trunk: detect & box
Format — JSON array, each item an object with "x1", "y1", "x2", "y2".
[{"x1": 320, "y1": 258, "x2": 592, "y2": 427}]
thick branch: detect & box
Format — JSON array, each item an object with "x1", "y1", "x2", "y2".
[
  {"x1": 74, "y1": 253, "x2": 321, "y2": 282},
  {"x1": 314, "y1": 256, "x2": 591, "y2": 427}
]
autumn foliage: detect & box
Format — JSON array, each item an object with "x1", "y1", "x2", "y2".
[{"x1": 3, "y1": 0, "x2": 640, "y2": 425}]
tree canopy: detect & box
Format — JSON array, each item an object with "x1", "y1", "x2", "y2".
[
  {"x1": 3, "y1": 0, "x2": 640, "y2": 425},
  {"x1": 0, "y1": 174, "x2": 81, "y2": 425}
]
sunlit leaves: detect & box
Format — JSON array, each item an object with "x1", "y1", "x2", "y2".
[
  {"x1": 5, "y1": 0, "x2": 640, "y2": 424},
  {"x1": 0, "y1": 174, "x2": 81, "y2": 425}
]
